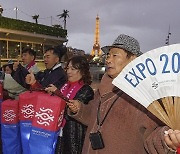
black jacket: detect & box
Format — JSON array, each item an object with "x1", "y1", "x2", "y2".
[
  {"x1": 56, "y1": 84, "x2": 94, "y2": 154},
  {"x1": 35, "y1": 64, "x2": 67, "y2": 89},
  {"x1": 12, "y1": 63, "x2": 67, "y2": 89}
]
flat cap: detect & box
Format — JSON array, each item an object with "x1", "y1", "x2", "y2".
[{"x1": 101, "y1": 34, "x2": 142, "y2": 57}]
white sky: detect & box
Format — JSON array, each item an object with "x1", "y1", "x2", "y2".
[{"x1": 1, "y1": 0, "x2": 180, "y2": 54}]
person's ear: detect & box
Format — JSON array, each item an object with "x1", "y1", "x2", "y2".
[
  {"x1": 55, "y1": 56, "x2": 60, "y2": 63},
  {"x1": 31, "y1": 55, "x2": 35, "y2": 61},
  {"x1": 130, "y1": 55, "x2": 137, "y2": 61}
]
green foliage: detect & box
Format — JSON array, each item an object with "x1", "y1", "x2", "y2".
[{"x1": 0, "y1": 16, "x2": 67, "y2": 37}]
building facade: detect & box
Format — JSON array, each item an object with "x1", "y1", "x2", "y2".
[{"x1": 0, "y1": 16, "x2": 67, "y2": 66}]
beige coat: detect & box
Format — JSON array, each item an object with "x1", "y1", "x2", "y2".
[
  {"x1": 3, "y1": 74, "x2": 26, "y2": 99},
  {"x1": 69, "y1": 74, "x2": 175, "y2": 154}
]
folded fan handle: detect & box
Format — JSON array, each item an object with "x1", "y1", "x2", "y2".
[
  {"x1": 30, "y1": 87, "x2": 70, "y2": 103},
  {"x1": 52, "y1": 91, "x2": 70, "y2": 103},
  {"x1": 29, "y1": 87, "x2": 46, "y2": 92}
]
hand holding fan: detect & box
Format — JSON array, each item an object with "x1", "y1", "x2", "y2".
[{"x1": 112, "y1": 44, "x2": 180, "y2": 130}]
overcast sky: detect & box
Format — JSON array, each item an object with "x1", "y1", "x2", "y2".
[{"x1": 1, "y1": 0, "x2": 180, "y2": 54}]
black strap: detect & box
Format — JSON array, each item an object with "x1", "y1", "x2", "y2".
[{"x1": 97, "y1": 91, "x2": 123, "y2": 128}]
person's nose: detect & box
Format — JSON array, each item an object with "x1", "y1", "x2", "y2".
[
  {"x1": 44, "y1": 57, "x2": 47, "y2": 62},
  {"x1": 106, "y1": 55, "x2": 113, "y2": 64},
  {"x1": 66, "y1": 68, "x2": 71, "y2": 74}
]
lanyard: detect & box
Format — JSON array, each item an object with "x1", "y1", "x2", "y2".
[{"x1": 97, "y1": 91, "x2": 123, "y2": 129}]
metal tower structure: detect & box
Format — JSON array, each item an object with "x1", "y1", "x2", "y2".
[{"x1": 91, "y1": 15, "x2": 102, "y2": 56}]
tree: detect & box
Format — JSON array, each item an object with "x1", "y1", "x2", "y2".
[
  {"x1": 0, "y1": 5, "x2": 3, "y2": 17},
  {"x1": 32, "y1": 15, "x2": 39, "y2": 24},
  {"x1": 57, "y1": 10, "x2": 69, "y2": 29}
]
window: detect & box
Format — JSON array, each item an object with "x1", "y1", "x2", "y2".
[
  {"x1": 0, "y1": 40, "x2": 7, "y2": 58},
  {"x1": 8, "y1": 41, "x2": 20, "y2": 59},
  {"x1": 33, "y1": 44, "x2": 43, "y2": 59}
]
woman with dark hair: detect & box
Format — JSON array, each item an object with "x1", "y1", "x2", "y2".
[
  {"x1": 45, "y1": 55, "x2": 94, "y2": 154},
  {"x1": 3, "y1": 63, "x2": 13, "y2": 74}
]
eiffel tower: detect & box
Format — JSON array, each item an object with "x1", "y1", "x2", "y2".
[{"x1": 91, "y1": 15, "x2": 102, "y2": 56}]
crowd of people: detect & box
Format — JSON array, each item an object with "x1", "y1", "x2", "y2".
[{"x1": 0, "y1": 34, "x2": 180, "y2": 154}]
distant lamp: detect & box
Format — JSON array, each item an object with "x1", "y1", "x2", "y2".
[
  {"x1": 101, "y1": 67, "x2": 106, "y2": 72},
  {"x1": 0, "y1": 5, "x2": 3, "y2": 16},
  {"x1": 13, "y1": 7, "x2": 19, "y2": 11},
  {"x1": 14, "y1": 7, "x2": 19, "y2": 19}
]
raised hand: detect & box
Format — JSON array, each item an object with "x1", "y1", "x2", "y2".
[
  {"x1": 25, "y1": 71, "x2": 36, "y2": 85},
  {"x1": 13, "y1": 55, "x2": 21, "y2": 71},
  {"x1": 45, "y1": 84, "x2": 57, "y2": 93},
  {"x1": 13, "y1": 62, "x2": 20, "y2": 71}
]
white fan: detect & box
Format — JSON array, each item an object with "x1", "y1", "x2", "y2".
[{"x1": 112, "y1": 44, "x2": 180, "y2": 129}]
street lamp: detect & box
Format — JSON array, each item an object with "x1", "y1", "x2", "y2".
[
  {"x1": 14, "y1": 7, "x2": 18, "y2": 19},
  {"x1": 0, "y1": 5, "x2": 3, "y2": 17}
]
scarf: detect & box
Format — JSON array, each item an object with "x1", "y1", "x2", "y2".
[
  {"x1": 59, "y1": 81, "x2": 84, "y2": 133},
  {"x1": 60, "y1": 81, "x2": 84, "y2": 100}
]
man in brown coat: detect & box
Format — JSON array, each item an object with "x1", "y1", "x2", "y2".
[{"x1": 67, "y1": 34, "x2": 180, "y2": 154}]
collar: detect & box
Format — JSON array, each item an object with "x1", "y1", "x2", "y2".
[
  {"x1": 26, "y1": 61, "x2": 36, "y2": 70},
  {"x1": 52, "y1": 63, "x2": 61, "y2": 71},
  {"x1": 99, "y1": 73, "x2": 119, "y2": 97},
  {"x1": 68, "y1": 80, "x2": 84, "y2": 86}
]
